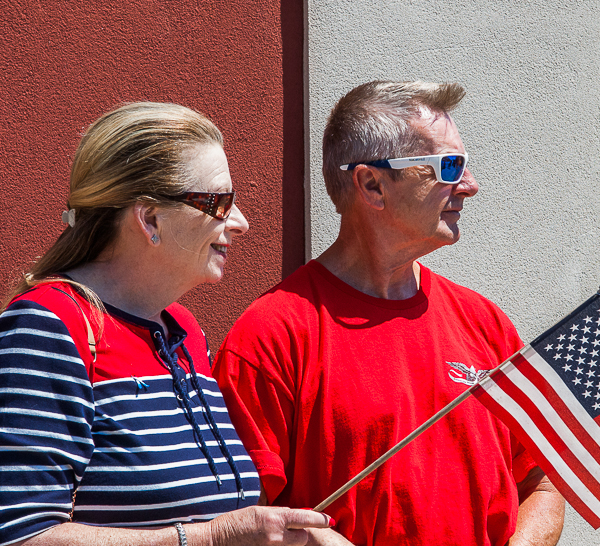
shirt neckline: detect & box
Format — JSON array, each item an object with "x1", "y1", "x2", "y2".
[
  {"x1": 305, "y1": 259, "x2": 430, "y2": 310},
  {"x1": 57, "y1": 275, "x2": 187, "y2": 340}
]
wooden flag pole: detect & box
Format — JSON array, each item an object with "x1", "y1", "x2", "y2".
[
  {"x1": 312, "y1": 347, "x2": 525, "y2": 513},
  {"x1": 312, "y1": 383, "x2": 478, "y2": 512}
]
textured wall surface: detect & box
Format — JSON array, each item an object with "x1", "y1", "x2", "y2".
[
  {"x1": 0, "y1": 0, "x2": 305, "y2": 349},
  {"x1": 307, "y1": 0, "x2": 600, "y2": 541}
]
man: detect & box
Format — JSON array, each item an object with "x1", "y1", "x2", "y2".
[{"x1": 213, "y1": 81, "x2": 565, "y2": 545}]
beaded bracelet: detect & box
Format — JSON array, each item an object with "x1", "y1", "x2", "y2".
[{"x1": 174, "y1": 522, "x2": 188, "y2": 546}]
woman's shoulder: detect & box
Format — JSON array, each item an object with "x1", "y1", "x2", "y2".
[
  {"x1": 3, "y1": 281, "x2": 99, "y2": 372},
  {"x1": 9, "y1": 280, "x2": 91, "y2": 312}
]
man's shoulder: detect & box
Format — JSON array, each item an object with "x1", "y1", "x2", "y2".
[
  {"x1": 218, "y1": 262, "x2": 327, "y2": 353},
  {"x1": 239, "y1": 261, "x2": 324, "y2": 319},
  {"x1": 426, "y1": 266, "x2": 518, "y2": 329},
  {"x1": 428, "y1": 266, "x2": 502, "y2": 305}
]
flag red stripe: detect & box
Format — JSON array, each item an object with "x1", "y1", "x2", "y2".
[
  {"x1": 473, "y1": 386, "x2": 600, "y2": 529},
  {"x1": 490, "y1": 366, "x2": 600, "y2": 500},
  {"x1": 511, "y1": 352, "x2": 600, "y2": 461}
]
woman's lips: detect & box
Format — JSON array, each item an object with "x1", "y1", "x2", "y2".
[{"x1": 211, "y1": 243, "x2": 228, "y2": 254}]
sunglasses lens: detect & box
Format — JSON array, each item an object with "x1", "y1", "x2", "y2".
[
  {"x1": 440, "y1": 155, "x2": 466, "y2": 182},
  {"x1": 215, "y1": 193, "x2": 235, "y2": 219}
]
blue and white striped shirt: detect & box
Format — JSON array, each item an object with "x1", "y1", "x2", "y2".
[{"x1": 0, "y1": 284, "x2": 261, "y2": 545}]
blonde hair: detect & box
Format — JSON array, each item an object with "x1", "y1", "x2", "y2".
[
  {"x1": 322, "y1": 80, "x2": 466, "y2": 213},
  {"x1": 3, "y1": 102, "x2": 223, "y2": 310}
]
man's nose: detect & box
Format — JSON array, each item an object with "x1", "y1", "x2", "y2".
[{"x1": 453, "y1": 168, "x2": 478, "y2": 197}]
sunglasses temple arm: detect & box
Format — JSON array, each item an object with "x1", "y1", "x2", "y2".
[{"x1": 386, "y1": 158, "x2": 436, "y2": 170}]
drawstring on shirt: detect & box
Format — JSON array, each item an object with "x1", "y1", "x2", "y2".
[
  {"x1": 153, "y1": 331, "x2": 245, "y2": 500},
  {"x1": 182, "y1": 343, "x2": 245, "y2": 500}
]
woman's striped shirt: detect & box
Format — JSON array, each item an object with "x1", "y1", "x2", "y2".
[{"x1": 0, "y1": 283, "x2": 261, "y2": 545}]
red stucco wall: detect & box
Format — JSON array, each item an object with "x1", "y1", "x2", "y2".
[{"x1": 0, "y1": 0, "x2": 304, "y2": 349}]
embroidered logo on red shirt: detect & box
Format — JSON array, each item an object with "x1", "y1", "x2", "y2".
[{"x1": 447, "y1": 361, "x2": 491, "y2": 385}]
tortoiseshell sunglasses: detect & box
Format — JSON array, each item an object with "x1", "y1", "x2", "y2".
[{"x1": 166, "y1": 191, "x2": 236, "y2": 220}]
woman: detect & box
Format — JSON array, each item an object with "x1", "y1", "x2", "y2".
[{"x1": 0, "y1": 102, "x2": 331, "y2": 545}]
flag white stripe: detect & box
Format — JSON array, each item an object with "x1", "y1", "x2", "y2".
[
  {"x1": 481, "y1": 378, "x2": 600, "y2": 516},
  {"x1": 522, "y1": 346, "x2": 600, "y2": 445},
  {"x1": 501, "y1": 361, "x2": 600, "y2": 481}
]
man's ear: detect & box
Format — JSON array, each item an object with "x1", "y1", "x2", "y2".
[
  {"x1": 132, "y1": 202, "x2": 160, "y2": 245},
  {"x1": 352, "y1": 165, "x2": 386, "y2": 211}
]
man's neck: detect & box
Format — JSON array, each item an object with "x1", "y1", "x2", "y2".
[{"x1": 315, "y1": 225, "x2": 422, "y2": 301}]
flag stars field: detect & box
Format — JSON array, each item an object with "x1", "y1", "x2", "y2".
[{"x1": 542, "y1": 310, "x2": 600, "y2": 417}]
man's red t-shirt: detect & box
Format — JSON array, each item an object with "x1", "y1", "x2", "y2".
[{"x1": 213, "y1": 261, "x2": 536, "y2": 546}]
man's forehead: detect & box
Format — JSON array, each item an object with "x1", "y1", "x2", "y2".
[
  {"x1": 412, "y1": 105, "x2": 454, "y2": 126},
  {"x1": 410, "y1": 108, "x2": 461, "y2": 149}
]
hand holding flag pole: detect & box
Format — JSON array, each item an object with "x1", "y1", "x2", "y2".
[{"x1": 314, "y1": 291, "x2": 600, "y2": 529}]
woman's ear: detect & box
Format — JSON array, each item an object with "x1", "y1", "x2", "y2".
[
  {"x1": 132, "y1": 202, "x2": 161, "y2": 245},
  {"x1": 352, "y1": 165, "x2": 386, "y2": 211}
]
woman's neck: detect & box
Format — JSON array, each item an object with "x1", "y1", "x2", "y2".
[{"x1": 66, "y1": 260, "x2": 171, "y2": 332}]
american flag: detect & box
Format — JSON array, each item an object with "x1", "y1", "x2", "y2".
[{"x1": 473, "y1": 292, "x2": 600, "y2": 528}]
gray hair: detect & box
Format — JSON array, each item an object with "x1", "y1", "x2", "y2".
[{"x1": 322, "y1": 80, "x2": 466, "y2": 213}]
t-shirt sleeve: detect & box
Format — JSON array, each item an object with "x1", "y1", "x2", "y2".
[
  {"x1": 213, "y1": 344, "x2": 295, "y2": 503},
  {"x1": 511, "y1": 432, "x2": 539, "y2": 485},
  {"x1": 0, "y1": 300, "x2": 96, "y2": 545}
]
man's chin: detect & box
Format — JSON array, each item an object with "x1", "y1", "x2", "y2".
[{"x1": 436, "y1": 225, "x2": 460, "y2": 246}]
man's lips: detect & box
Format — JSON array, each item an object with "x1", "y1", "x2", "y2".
[
  {"x1": 441, "y1": 209, "x2": 461, "y2": 220},
  {"x1": 443, "y1": 203, "x2": 462, "y2": 213}
]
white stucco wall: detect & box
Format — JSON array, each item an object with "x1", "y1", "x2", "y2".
[{"x1": 306, "y1": 0, "x2": 600, "y2": 542}]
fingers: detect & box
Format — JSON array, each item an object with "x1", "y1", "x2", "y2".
[
  {"x1": 284, "y1": 509, "x2": 333, "y2": 530},
  {"x1": 206, "y1": 506, "x2": 335, "y2": 546}
]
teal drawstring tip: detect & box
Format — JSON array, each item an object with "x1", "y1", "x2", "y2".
[{"x1": 132, "y1": 376, "x2": 149, "y2": 389}]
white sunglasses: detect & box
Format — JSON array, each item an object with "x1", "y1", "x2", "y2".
[{"x1": 340, "y1": 152, "x2": 469, "y2": 184}]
